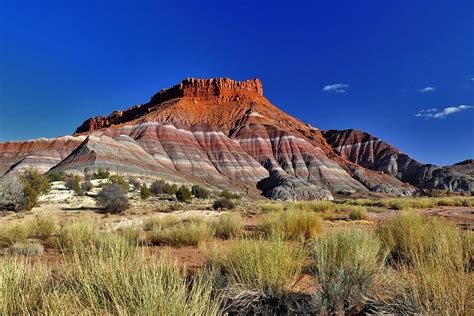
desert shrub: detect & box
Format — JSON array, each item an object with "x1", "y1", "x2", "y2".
[
  {"x1": 259, "y1": 209, "x2": 323, "y2": 241},
  {"x1": 348, "y1": 207, "x2": 368, "y2": 220},
  {"x1": 140, "y1": 183, "x2": 151, "y2": 199},
  {"x1": 163, "y1": 182, "x2": 178, "y2": 195},
  {"x1": 80, "y1": 180, "x2": 93, "y2": 193},
  {"x1": 208, "y1": 236, "x2": 305, "y2": 298},
  {"x1": 143, "y1": 215, "x2": 180, "y2": 231},
  {"x1": 214, "y1": 213, "x2": 243, "y2": 239},
  {"x1": 311, "y1": 228, "x2": 383, "y2": 314},
  {"x1": 47, "y1": 172, "x2": 64, "y2": 182},
  {"x1": 150, "y1": 180, "x2": 165, "y2": 195},
  {"x1": 219, "y1": 189, "x2": 241, "y2": 199},
  {"x1": 0, "y1": 175, "x2": 28, "y2": 211},
  {"x1": 92, "y1": 169, "x2": 110, "y2": 179},
  {"x1": 372, "y1": 213, "x2": 472, "y2": 314},
  {"x1": 108, "y1": 175, "x2": 129, "y2": 193},
  {"x1": 176, "y1": 185, "x2": 192, "y2": 202},
  {"x1": 17, "y1": 169, "x2": 51, "y2": 210},
  {"x1": 213, "y1": 197, "x2": 235, "y2": 210},
  {"x1": 0, "y1": 257, "x2": 50, "y2": 314},
  {"x1": 150, "y1": 220, "x2": 215, "y2": 246},
  {"x1": 96, "y1": 184, "x2": 129, "y2": 213},
  {"x1": 28, "y1": 216, "x2": 57, "y2": 240},
  {"x1": 387, "y1": 199, "x2": 411, "y2": 210},
  {"x1": 65, "y1": 175, "x2": 81, "y2": 194},
  {"x1": 191, "y1": 185, "x2": 210, "y2": 199},
  {"x1": 128, "y1": 178, "x2": 141, "y2": 190}
]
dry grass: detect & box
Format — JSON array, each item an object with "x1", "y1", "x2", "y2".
[
  {"x1": 150, "y1": 219, "x2": 215, "y2": 247},
  {"x1": 214, "y1": 212, "x2": 243, "y2": 239}
]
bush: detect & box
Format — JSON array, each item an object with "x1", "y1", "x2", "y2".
[
  {"x1": 18, "y1": 169, "x2": 51, "y2": 210},
  {"x1": 259, "y1": 209, "x2": 323, "y2": 241},
  {"x1": 213, "y1": 197, "x2": 235, "y2": 210},
  {"x1": 163, "y1": 183, "x2": 178, "y2": 195},
  {"x1": 311, "y1": 228, "x2": 383, "y2": 314},
  {"x1": 47, "y1": 172, "x2": 64, "y2": 182},
  {"x1": 96, "y1": 184, "x2": 129, "y2": 213},
  {"x1": 176, "y1": 185, "x2": 192, "y2": 202},
  {"x1": 65, "y1": 176, "x2": 81, "y2": 194},
  {"x1": 140, "y1": 184, "x2": 150, "y2": 199},
  {"x1": 150, "y1": 180, "x2": 164, "y2": 195},
  {"x1": 150, "y1": 220, "x2": 215, "y2": 246},
  {"x1": 258, "y1": 202, "x2": 285, "y2": 213},
  {"x1": 219, "y1": 189, "x2": 241, "y2": 199},
  {"x1": 0, "y1": 175, "x2": 28, "y2": 211},
  {"x1": 214, "y1": 213, "x2": 243, "y2": 239},
  {"x1": 92, "y1": 169, "x2": 110, "y2": 179},
  {"x1": 128, "y1": 178, "x2": 141, "y2": 190},
  {"x1": 108, "y1": 175, "x2": 129, "y2": 193},
  {"x1": 191, "y1": 185, "x2": 210, "y2": 199},
  {"x1": 81, "y1": 180, "x2": 93, "y2": 192}
]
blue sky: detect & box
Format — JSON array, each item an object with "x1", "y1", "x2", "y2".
[{"x1": 0, "y1": 0, "x2": 472, "y2": 166}]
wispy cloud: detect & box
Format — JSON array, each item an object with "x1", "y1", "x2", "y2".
[
  {"x1": 322, "y1": 83, "x2": 349, "y2": 93},
  {"x1": 415, "y1": 105, "x2": 473, "y2": 119},
  {"x1": 418, "y1": 86, "x2": 436, "y2": 93}
]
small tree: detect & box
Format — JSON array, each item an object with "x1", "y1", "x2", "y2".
[
  {"x1": 175, "y1": 185, "x2": 192, "y2": 202},
  {"x1": 108, "y1": 175, "x2": 129, "y2": 193},
  {"x1": 96, "y1": 183, "x2": 129, "y2": 213},
  {"x1": 18, "y1": 169, "x2": 50, "y2": 210},
  {"x1": 150, "y1": 180, "x2": 164, "y2": 195},
  {"x1": 163, "y1": 183, "x2": 178, "y2": 195},
  {"x1": 191, "y1": 185, "x2": 210, "y2": 199},
  {"x1": 140, "y1": 184, "x2": 150, "y2": 200}
]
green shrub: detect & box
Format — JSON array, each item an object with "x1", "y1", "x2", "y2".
[
  {"x1": 19, "y1": 169, "x2": 50, "y2": 210},
  {"x1": 191, "y1": 185, "x2": 210, "y2": 199},
  {"x1": 311, "y1": 228, "x2": 383, "y2": 314},
  {"x1": 176, "y1": 185, "x2": 192, "y2": 202},
  {"x1": 140, "y1": 184, "x2": 150, "y2": 199},
  {"x1": 259, "y1": 209, "x2": 323, "y2": 241},
  {"x1": 258, "y1": 202, "x2": 285, "y2": 213},
  {"x1": 96, "y1": 184, "x2": 129, "y2": 213},
  {"x1": 92, "y1": 169, "x2": 110, "y2": 179},
  {"x1": 219, "y1": 189, "x2": 241, "y2": 199},
  {"x1": 150, "y1": 221, "x2": 215, "y2": 247},
  {"x1": 163, "y1": 182, "x2": 178, "y2": 195},
  {"x1": 47, "y1": 172, "x2": 64, "y2": 182},
  {"x1": 213, "y1": 197, "x2": 235, "y2": 210},
  {"x1": 108, "y1": 175, "x2": 129, "y2": 193},
  {"x1": 214, "y1": 213, "x2": 243, "y2": 239}
]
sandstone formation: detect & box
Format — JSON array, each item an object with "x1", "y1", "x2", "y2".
[{"x1": 0, "y1": 78, "x2": 471, "y2": 199}]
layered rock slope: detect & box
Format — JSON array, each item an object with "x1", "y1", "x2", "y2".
[{"x1": 1, "y1": 78, "x2": 471, "y2": 199}]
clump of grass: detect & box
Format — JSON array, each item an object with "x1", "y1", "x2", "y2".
[
  {"x1": 294, "y1": 201, "x2": 335, "y2": 212},
  {"x1": 214, "y1": 212, "x2": 243, "y2": 239},
  {"x1": 310, "y1": 228, "x2": 384, "y2": 314},
  {"x1": 4, "y1": 241, "x2": 44, "y2": 256},
  {"x1": 150, "y1": 220, "x2": 215, "y2": 246},
  {"x1": 143, "y1": 215, "x2": 180, "y2": 231},
  {"x1": 56, "y1": 236, "x2": 220, "y2": 315},
  {"x1": 117, "y1": 226, "x2": 146, "y2": 245},
  {"x1": 372, "y1": 212, "x2": 472, "y2": 314},
  {"x1": 348, "y1": 207, "x2": 368, "y2": 220},
  {"x1": 259, "y1": 209, "x2": 323, "y2": 241},
  {"x1": 55, "y1": 219, "x2": 104, "y2": 251},
  {"x1": 27, "y1": 216, "x2": 57, "y2": 240},
  {"x1": 208, "y1": 236, "x2": 305, "y2": 296},
  {"x1": 258, "y1": 202, "x2": 285, "y2": 213},
  {"x1": 0, "y1": 256, "x2": 50, "y2": 314},
  {"x1": 0, "y1": 223, "x2": 29, "y2": 247}
]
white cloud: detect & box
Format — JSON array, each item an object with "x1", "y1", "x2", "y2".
[
  {"x1": 322, "y1": 83, "x2": 349, "y2": 93},
  {"x1": 418, "y1": 86, "x2": 436, "y2": 93},
  {"x1": 415, "y1": 105, "x2": 473, "y2": 119}
]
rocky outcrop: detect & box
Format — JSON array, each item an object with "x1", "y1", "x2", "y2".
[
  {"x1": 1, "y1": 78, "x2": 469, "y2": 199},
  {"x1": 324, "y1": 129, "x2": 473, "y2": 193}
]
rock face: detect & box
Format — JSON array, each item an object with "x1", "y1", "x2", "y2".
[
  {"x1": 323, "y1": 129, "x2": 473, "y2": 192},
  {"x1": 1, "y1": 78, "x2": 471, "y2": 199}
]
